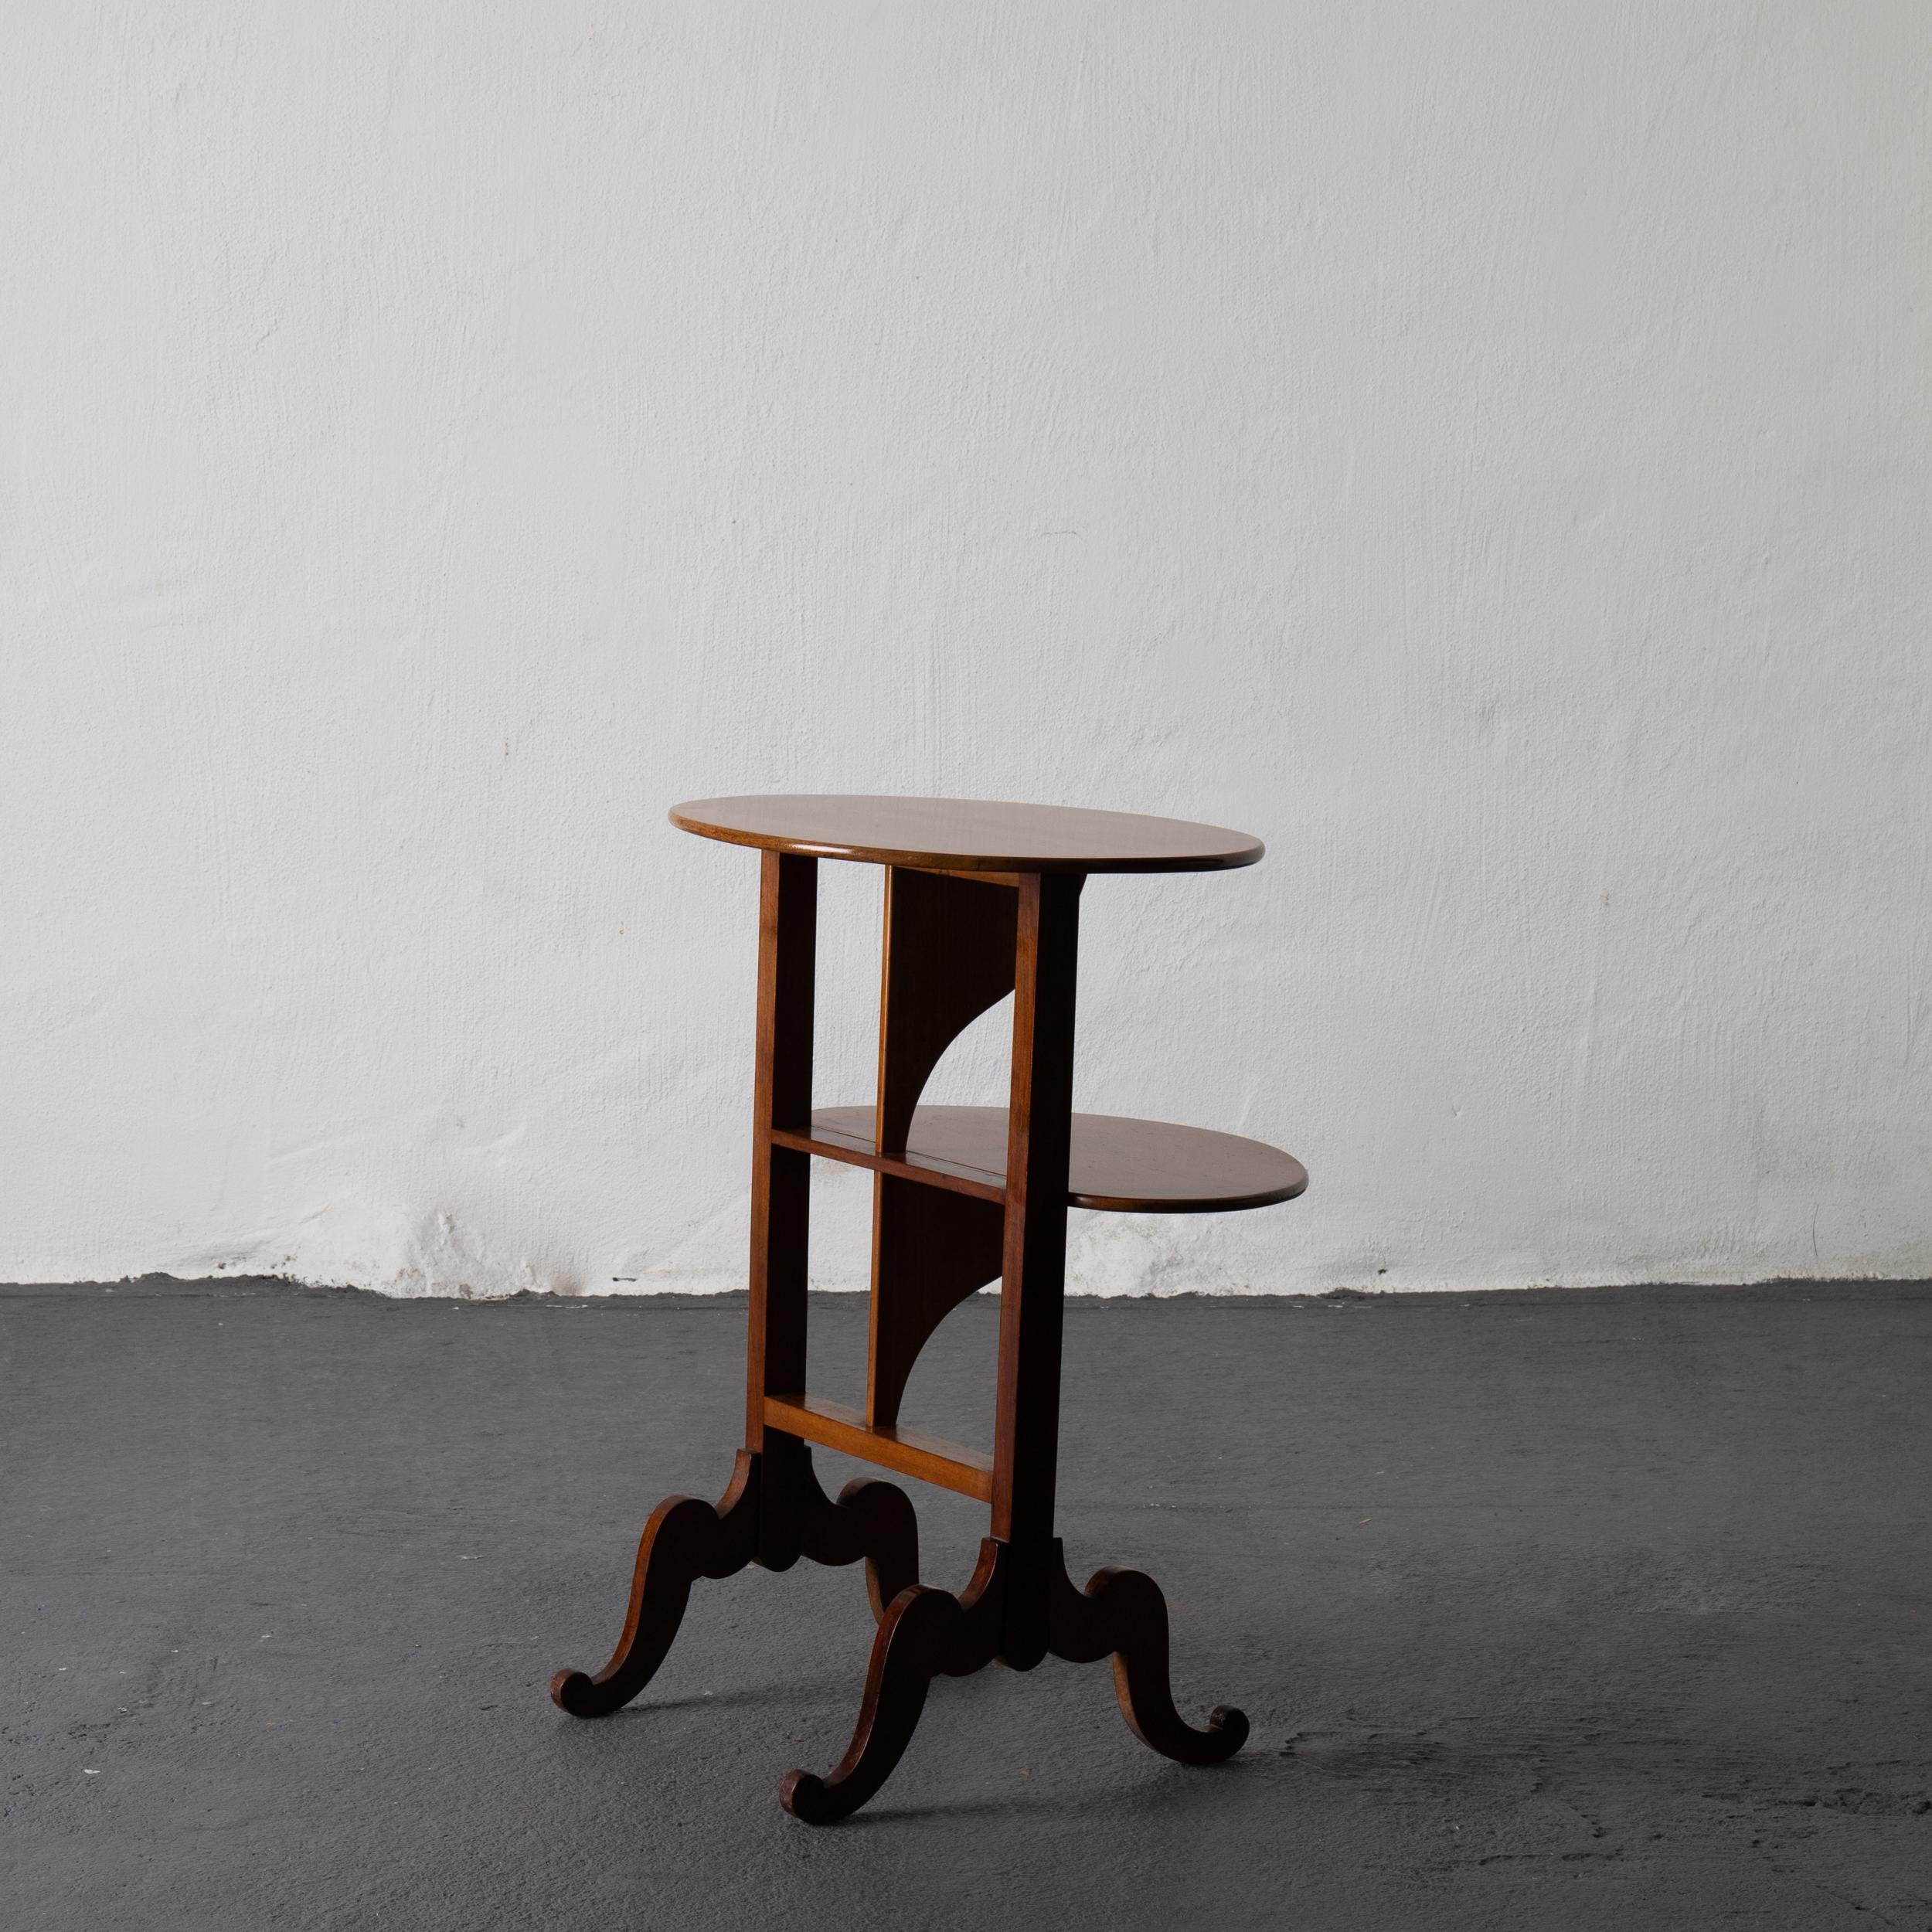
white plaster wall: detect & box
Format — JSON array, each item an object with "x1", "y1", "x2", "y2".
[{"x1": 3, "y1": 5, "x2": 1928, "y2": 1298}]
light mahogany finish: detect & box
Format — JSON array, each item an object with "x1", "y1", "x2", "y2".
[
  {"x1": 670, "y1": 794, "x2": 1264, "y2": 874},
  {"x1": 769, "y1": 1121, "x2": 1003, "y2": 1203},
  {"x1": 549, "y1": 804, "x2": 1304, "y2": 1825},
  {"x1": 764, "y1": 1393, "x2": 995, "y2": 1502},
  {"x1": 811, "y1": 1104, "x2": 1308, "y2": 1213}
]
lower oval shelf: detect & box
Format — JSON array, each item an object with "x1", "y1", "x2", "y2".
[{"x1": 809, "y1": 1105, "x2": 1307, "y2": 1214}]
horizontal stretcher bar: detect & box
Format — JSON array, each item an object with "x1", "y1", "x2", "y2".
[{"x1": 764, "y1": 1393, "x2": 995, "y2": 1502}]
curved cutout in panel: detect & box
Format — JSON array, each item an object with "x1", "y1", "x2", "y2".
[
  {"x1": 866, "y1": 1175, "x2": 1004, "y2": 1428},
  {"x1": 873, "y1": 869, "x2": 1016, "y2": 1153}
]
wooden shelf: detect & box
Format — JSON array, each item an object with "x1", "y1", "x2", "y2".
[
  {"x1": 789, "y1": 1105, "x2": 1307, "y2": 1215},
  {"x1": 771, "y1": 1117, "x2": 1005, "y2": 1204}
]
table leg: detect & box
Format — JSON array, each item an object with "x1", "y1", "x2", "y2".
[
  {"x1": 781, "y1": 1539, "x2": 1007, "y2": 1825},
  {"x1": 989, "y1": 870, "x2": 1080, "y2": 1665},
  {"x1": 779, "y1": 874, "x2": 1084, "y2": 1818},
  {"x1": 1048, "y1": 1547, "x2": 1249, "y2": 1764},
  {"x1": 549, "y1": 1452, "x2": 760, "y2": 1716},
  {"x1": 551, "y1": 850, "x2": 920, "y2": 1720},
  {"x1": 548, "y1": 1445, "x2": 922, "y2": 1717}
]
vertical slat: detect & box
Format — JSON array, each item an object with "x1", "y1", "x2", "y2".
[
  {"x1": 745, "y1": 850, "x2": 817, "y2": 1451},
  {"x1": 874, "y1": 866, "x2": 916, "y2": 1156},
  {"x1": 992, "y1": 872, "x2": 1081, "y2": 1569}
]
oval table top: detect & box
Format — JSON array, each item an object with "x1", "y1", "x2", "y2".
[
  {"x1": 669, "y1": 794, "x2": 1263, "y2": 874},
  {"x1": 811, "y1": 1105, "x2": 1307, "y2": 1213}
]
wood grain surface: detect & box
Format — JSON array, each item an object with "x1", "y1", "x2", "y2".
[
  {"x1": 810, "y1": 1104, "x2": 1308, "y2": 1213},
  {"x1": 669, "y1": 794, "x2": 1264, "y2": 873}
]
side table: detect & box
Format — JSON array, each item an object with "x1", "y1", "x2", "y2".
[{"x1": 549, "y1": 795, "x2": 1307, "y2": 1823}]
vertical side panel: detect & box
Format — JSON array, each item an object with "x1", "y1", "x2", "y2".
[
  {"x1": 866, "y1": 865, "x2": 1018, "y2": 1434},
  {"x1": 746, "y1": 850, "x2": 817, "y2": 1451},
  {"x1": 865, "y1": 1176, "x2": 1005, "y2": 1428},
  {"x1": 873, "y1": 867, "x2": 1018, "y2": 1154}
]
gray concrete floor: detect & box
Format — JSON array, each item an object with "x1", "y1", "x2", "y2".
[{"x1": 3, "y1": 1279, "x2": 1930, "y2": 1930}]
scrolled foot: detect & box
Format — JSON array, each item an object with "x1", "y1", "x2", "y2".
[
  {"x1": 1189, "y1": 1702, "x2": 1251, "y2": 1757},
  {"x1": 549, "y1": 1452, "x2": 759, "y2": 1719},
  {"x1": 781, "y1": 1540, "x2": 1004, "y2": 1825},
  {"x1": 547, "y1": 1667, "x2": 606, "y2": 1716},
  {"x1": 776, "y1": 1767, "x2": 838, "y2": 1825},
  {"x1": 1051, "y1": 1556, "x2": 1247, "y2": 1767}
]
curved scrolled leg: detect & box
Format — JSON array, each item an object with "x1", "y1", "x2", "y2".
[
  {"x1": 549, "y1": 1451, "x2": 759, "y2": 1718},
  {"x1": 756, "y1": 1441, "x2": 918, "y2": 1617},
  {"x1": 1050, "y1": 1556, "x2": 1248, "y2": 1766},
  {"x1": 780, "y1": 1540, "x2": 1005, "y2": 1825},
  {"x1": 808, "y1": 1475, "x2": 920, "y2": 1622}
]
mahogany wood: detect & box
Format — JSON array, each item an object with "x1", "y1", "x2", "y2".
[
  {"x1": 777, "y1": 1534, "x2": 1247, "y2": 1825},
  {"x1": 549, "y1": 1451, "x2": 760, "y2": 1718},
  {"x1": 1049, "y1": 1547, "x2": 1249, "y2": 1764},
  {"x1": 874, "y1": 866, "x2": 1017, "y2": 1153},
  {"x1": 866, "y1": 1177, "x2": 1005, "y2": 1427},
  {"x1": 812, "y1": 1104, "x2": 1309, "y2": 1213},
  {"x1": 670, "y1": 794, "x2": 1264, "y2": 874},
  {"x1": 769, "y1": 1121, "x2": 1005, "y2": 1202},
  {"x1": 550, "y1": 795, "x2": 1295, "y2": 1825},
  {"x1": 781, "y1": 1539, "x2": 1008, "y2": 1824},
  {"x1": 988, "y1": 871, "x2": 1080, "y2": 1665},
  {"x1": 866, "y1": 866, "x2": 1015, "y2": 1429},
  {"x1": 548, "y1": 1445, "x2": 923, "y2": 1716},
  {"x1": 763, "y1": 1393, "x2": 995, "y2": 1502},
  {"x1": 743, "y1": 851, "x2": 815, "y2": 1468},
  {"x1": 804, "y1": 1470, "x2": 921, "y2": 1621}
]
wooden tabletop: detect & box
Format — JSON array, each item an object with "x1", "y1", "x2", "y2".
[
  {"x1": 669, "y1": 795, "x2": 1264, "y2": 874},
  {"x1": 810, "y1": 1106, "x2": 1307, "y2": 1213}
]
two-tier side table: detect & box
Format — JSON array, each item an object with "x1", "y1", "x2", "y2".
[{"x1": 549, "y1": 795, "x2": 1307, "y2": 1823}]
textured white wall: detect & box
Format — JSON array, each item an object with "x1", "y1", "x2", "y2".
[{"x1": 3, "y1": 5, "x2": 1928, "y2": 1298}]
